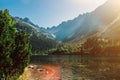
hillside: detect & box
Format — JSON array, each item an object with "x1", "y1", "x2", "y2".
[
  {"x1": 101, "y1": 15, "x2": 120, "y2": 40},
  {"x1": 45, "y1": 0, "x2": 120, "y2": 55},
  {"x1": 14, "y1": 17, "x2": 59, "y2": 54}
]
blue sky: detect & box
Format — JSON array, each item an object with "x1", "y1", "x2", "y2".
[{"x1": 0, "y1": 0, "x2": 107, "y2": 27}]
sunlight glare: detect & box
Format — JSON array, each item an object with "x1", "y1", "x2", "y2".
[{"x1": 67, "y1": 0, "x2": 107, "y2": 5}]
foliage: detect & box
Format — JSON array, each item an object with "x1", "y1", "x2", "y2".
[
  {"x1": 82, "y1": 36, "x2": 103, "y2": 55},
  {"x1": 14, "y1": 18, "x2": 59, "y2": 54},
  {"x1": 0, "y1": 9, "x2": 31, "y2": 79},
  {"x1": 30, "y1": 32, "x2": 58, "y2": 52},
  {"x1": 51, "y1": 36, "x2": 120, "y2": 56}
]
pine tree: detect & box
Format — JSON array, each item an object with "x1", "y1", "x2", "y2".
[{"x1": 0, "y1": 9, "x2": 31, "y2": 79}]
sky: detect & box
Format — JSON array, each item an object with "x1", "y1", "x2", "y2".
[{"x1": 0, "y1": 0, "x2": 107, "y2": 28}]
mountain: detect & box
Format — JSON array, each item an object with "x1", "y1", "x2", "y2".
[
  {"x1": 14, "y1": 17, "x2": 55, "y2": 39},
  {"x1": 14, "y1": 17, "x2": 59, "y2": 54},
  {"x1": 44, "y1": 0, "x2": 120, "y2": 42},
  {"x1": 45, "y1": 14, "x2": 89, "y2": 41},
  {"x1": 14, "y1": 17, "x2": 39, "y2": 28}
]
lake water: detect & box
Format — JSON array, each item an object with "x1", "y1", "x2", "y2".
[{"x1": 23, "y1": 55, "x2": 120, "y2": 80}]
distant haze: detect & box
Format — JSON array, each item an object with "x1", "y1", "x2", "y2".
[{"x1": 0, "y1": 0, "x2": 107, "y2": 27}]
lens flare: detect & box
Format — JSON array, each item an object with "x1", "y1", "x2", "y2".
[{"x1": 23, "y1": 64, "x2": 61, "y2": 80}]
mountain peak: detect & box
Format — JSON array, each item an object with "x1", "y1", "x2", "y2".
[
  {"x1": 23, "y1": 17, "x2": 31, "y2": 22},
  {"x1": 14, "y1": 17, "x2": 40, "y2": 28}
]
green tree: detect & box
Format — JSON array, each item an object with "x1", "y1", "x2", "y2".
[
  {"x1": 0, "y1": 9, "x2": 31, "y2": 79},
  {"x1": 83, "y1": 36, "x2": 102, "y2": 55}
]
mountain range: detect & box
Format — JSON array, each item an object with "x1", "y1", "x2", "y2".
[
  {"x1": 13, "y1": 0, "x2": 120, "y2": 55},
  {"x1": 43, "y1": 0, "x2": 120, "y2": 42}
]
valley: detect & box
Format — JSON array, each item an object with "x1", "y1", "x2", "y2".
[
  {"x1": 12, "y1": 0, "x2": 120, "y2": 55},
  {"x1": 1, "y1": 0, "x2": 120, "y2": 79}
]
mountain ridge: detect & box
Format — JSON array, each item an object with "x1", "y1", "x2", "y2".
[{"x1": 43, "y1": 0, "x2": 120, "y2": 42}]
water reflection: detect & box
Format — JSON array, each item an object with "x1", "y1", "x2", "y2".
[{"x1": 23, "y1": 55, "x2": 120, "y2": 80}]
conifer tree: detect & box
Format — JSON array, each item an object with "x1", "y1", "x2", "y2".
[{"x1": 0, "y1": 9, "x2": 31, "y2": 79}]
